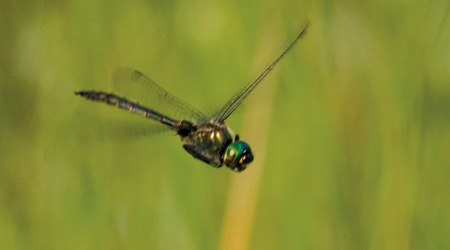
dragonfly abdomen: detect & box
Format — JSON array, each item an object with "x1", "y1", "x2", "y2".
[{"x1": 75, "y1": 91, "x2": 177, "y2": 127}]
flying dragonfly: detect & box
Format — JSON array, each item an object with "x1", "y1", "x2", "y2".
[{"x1": 75, "y1": 21, "x2": 308, "y2": 172}]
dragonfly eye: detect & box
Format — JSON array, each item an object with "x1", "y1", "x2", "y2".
[
  {"x1": 228, "y1": 149, "x2": 236, "y2": 158},
  {"x1": 223, "y1": 141, "x2": 253, "y2": 172},
  {"x1": 239, "y1": 151, "x2": 253, "y2": 165}
]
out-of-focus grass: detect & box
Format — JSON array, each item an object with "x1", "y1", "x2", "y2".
[{"x1": 1, "y1": 0, "x2": 449, "y2": 249}]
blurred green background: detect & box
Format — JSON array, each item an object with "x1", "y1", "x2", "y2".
[{"x1": 1, "y1": 0, "x2": 450, "y2": 249}]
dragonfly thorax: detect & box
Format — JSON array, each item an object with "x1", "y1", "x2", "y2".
[
  {"x1": 178, "y1": 121, "x2": 253, "y2": 171},
  {"x1": 190, "y1": 123, "x2": 232, "y2": 154}
]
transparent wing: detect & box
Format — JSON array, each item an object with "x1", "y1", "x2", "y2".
[
  {"x1": 80, "y1": 117, "x2": 174, "y2": 142},
  {"x1": 73, "y1": 108, "x2": 175, "y2": 142},
  {"x1": 111, "y1": 67, "x2": 208, "y2": 123},
  {"x1": 211, "y1": 21, "x2": 309, "y2": 122}
]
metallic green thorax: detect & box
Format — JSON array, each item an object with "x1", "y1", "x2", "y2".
[
  {"x1": 191, "y1": 127, "x2": 232, "y2": 155},
  {"x1": 181, "y1": 122, "x2": 253, "y2": 171},
  {"x1": 181, "y1": 122, "x2": 233, "y2": 168}
]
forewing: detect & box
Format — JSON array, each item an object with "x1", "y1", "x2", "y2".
[
  {"x1": 211, "y1": 21, "x2": 309, "y2": 122},
  {"x1": 112, "y1": 67, "x2": 208, "y2": 123}
]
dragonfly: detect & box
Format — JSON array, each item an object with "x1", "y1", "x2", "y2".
[{"x1": 75, "y1": 21, "x2": 308, "y2": 172}]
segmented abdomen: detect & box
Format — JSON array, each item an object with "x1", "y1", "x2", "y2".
[{"x1": 75, "y1": 91, "x2": 177, "y2": 126}]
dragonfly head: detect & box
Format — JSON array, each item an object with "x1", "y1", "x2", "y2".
[{"x1": 223, "y1": 141, "x2": 254, "y2": 172}]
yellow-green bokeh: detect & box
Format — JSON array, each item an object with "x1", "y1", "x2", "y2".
[{"x1": 1, "y1": 0, "x2": 449, "y2": 249}]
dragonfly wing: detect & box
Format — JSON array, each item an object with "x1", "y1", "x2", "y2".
[
  {"x1": 80, "y1": 116, "x2": 174, "y2": 141},
  {"x1": 111, "y1": 67, "x2": 208, "y2": 123},
  {"x1": 211, "y1": 21, "x2": 309, "y2": 122}
]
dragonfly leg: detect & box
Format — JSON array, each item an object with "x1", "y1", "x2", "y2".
[{"x1": 183, "y1": 145, "x2": 223, "y2": 168}]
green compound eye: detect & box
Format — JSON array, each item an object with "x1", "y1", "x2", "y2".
[
  {"x1": 223, "y1": 141, "x2": 254, "y2": 172},
  {"x1": 228, "y1": 149, "x2": 236, "y2": 158}
]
